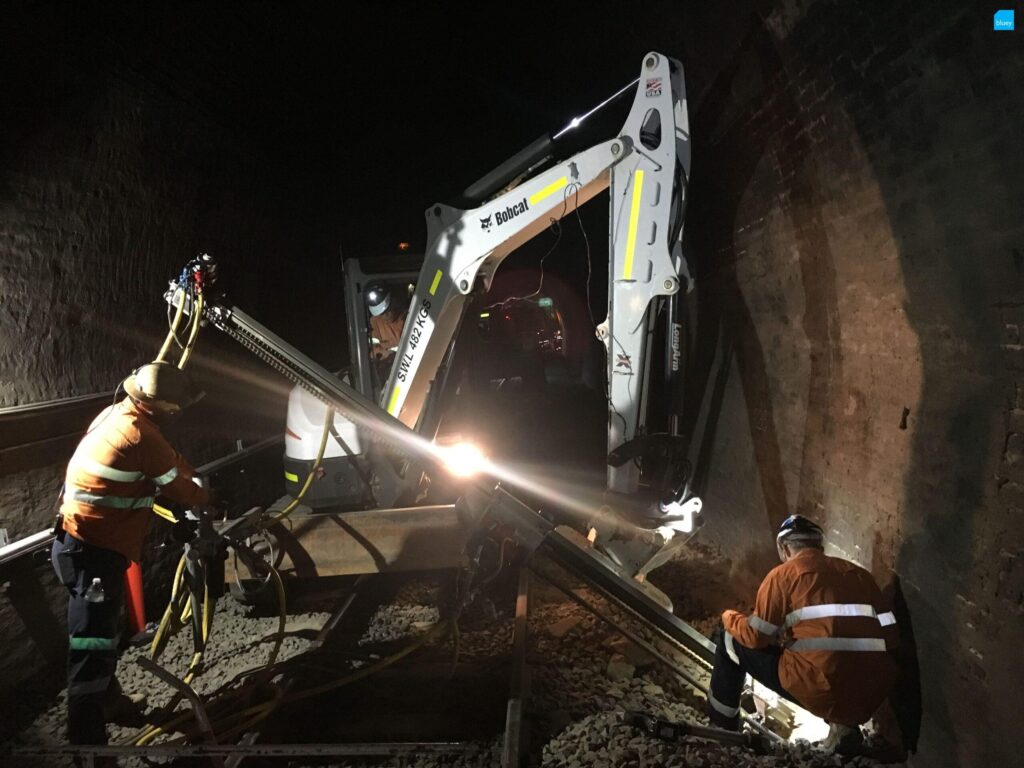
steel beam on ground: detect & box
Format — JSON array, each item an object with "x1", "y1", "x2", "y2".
[
  {"x1": 530, "y1": 559, "x2": 782, "y2": 744},
  {"x1": 226, "y1": 502, "x2": 474, "y2": 579},
  {"x1": 539, "y1": 527, "x2": 716, "y2": 663}
]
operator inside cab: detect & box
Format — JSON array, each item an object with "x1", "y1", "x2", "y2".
[
  {"x1": 706, "y1": 515, "x2": 899, "y2": 756},
  {"x1": 366, "y1": 281, "x2": 408, "y2": 371},
  {"x1": 51, "y1": 361, "x2": 215, "y2": 753}
]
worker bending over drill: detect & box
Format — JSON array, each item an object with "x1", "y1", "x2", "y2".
[
  {"x1": 707, "y1": 515, "x2": 898, "y2": 755},
  {"x1": 51, "y1": 362, "x2": 214, "y2": 749}
]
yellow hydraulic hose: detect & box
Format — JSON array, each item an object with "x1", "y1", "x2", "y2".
[
  {"x1": 133, "y1": 551, "x2": 211, "y2": 742},
  {"x1": 155, "y1": 288, "x2": 186, "y2": 363},
  {"x1": 130, "y1": 563, "x2": 285, "y2": 747},
  {"x1": 131, "y1": 569, "x2": 436, "y2": 746},
  {"x1": 211, "y1": 619, "x2": 450, "y2": 743},
  {"x1": 265, "y1": 406, "x2": 334, "y2": 526},
  {"x1": 150, "y1": 554, "x2": 189, "y2": 659},
  {"x1": 131, "y1": 285, "x2": 332, "y2": 747},
  {"x1": 176, "y1": 291, "x2": 204, "y2": 369}
]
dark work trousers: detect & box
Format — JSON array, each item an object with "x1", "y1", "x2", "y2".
[
  {"x1": 708, "y1": 628, "x2": 798, "y2": 721},
  {"x1": 51, "y1": 530, "x2": 128, "y2": 745}
]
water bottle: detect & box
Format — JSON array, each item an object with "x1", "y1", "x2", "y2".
[{"x1": 85, "y1": 577, "x2": 105, "y2": 603}]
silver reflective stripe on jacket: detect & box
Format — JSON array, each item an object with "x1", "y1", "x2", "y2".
[
  {"x1": 65, "y1": 485, "x2": 155, "y2": 509},
  {"x1": 70, "y1": 455, "x2": 144, "y2": 483},
  {"x1": 789, "y1": 637, "x2": 887, "y2": 652},
  {"x1": 723, "y1": 630, "x2": 740, "y2": 664},
  {"x1": 150, "y1": 466, "x2": 179, "y2": 486},
  {"x1": 748, "y1": 614, "x2": 780, "y2": 635},
  {"x1": 785, "y1": 603, "x2": 887, "y2": 627},
  {"x1": 878, "y1": 611, "x2": 896, "y2": 626}
]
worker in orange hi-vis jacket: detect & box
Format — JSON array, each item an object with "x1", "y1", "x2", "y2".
[
  {"x1": 365, "y1": 282, "x2": 408, "y2": 360},
  {"x1": 706, "y1": 515, "x2": 899, "y2": 756},
  {"x1": 51, "y1": 361, "x2": 214, "y2": 752}
]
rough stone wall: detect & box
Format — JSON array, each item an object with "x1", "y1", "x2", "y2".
[
  {"x1": 0, "y1": 5, "x2": 343, "y2": 717},
  {"x1": 684, "y1": 2, "x2": 1024, "y2": 765}
]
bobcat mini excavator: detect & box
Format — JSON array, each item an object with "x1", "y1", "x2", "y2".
[
  {"x1": 284, "y1": 51, "x2": 703, "y2": 590},
  {"x1": 154, "y1": 53, "x2": 811, "y2": 746},
  {"x1": 168, "y1": 51, "x2": 706, "y2": 616}
]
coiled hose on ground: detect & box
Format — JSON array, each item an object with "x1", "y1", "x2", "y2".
[{"x1": 124, "y1": 272, "x2": 450, "y2": 747}]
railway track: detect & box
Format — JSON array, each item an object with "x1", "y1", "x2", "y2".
[{"x1": 11, "y1": 547, "x2": 875, "y2": 768}]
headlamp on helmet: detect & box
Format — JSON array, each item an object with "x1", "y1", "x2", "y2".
[{"x1": 365, "y1": 282, "x2": 391, "y2": 317}]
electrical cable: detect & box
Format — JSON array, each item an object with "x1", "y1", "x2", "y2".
[
  {"x1": 574, "y1": 186, "x2": 596, "y2": 329},
  {"x1": 481, "y1": 183, "x2": 577, "y2": 311}
]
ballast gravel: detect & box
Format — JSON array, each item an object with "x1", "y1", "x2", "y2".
[{"x1": 13, "y1": 569, "x2": 898, "y2": 768}]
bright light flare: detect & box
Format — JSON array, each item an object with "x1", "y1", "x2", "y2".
[{"x1": 437, "y1": 441, "x2": 489, "y2": 478}]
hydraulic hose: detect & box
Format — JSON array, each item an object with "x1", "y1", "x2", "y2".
[
  {"x1": 155, "y1": 287, "x2": 186, "y2": 363},
  {"x1": 265, "y1": 406, "x2": 334, "y2": 526},
  {"x1": 127, "y1": 558, "x2": 288, "y2": 747},
  {"x1": 208, "y1": 619, "x2": 449, "y2": 743},
  {"x1": 176, "y1": 291, "x2": 204, "y2": 369},
  {"x1": 132, "y1": 266, "x2": 334, "y2": 747}
]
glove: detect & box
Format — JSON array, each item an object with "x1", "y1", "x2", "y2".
[{"x1": 170, "y1": 517, "x2": 198, "y2": 544}]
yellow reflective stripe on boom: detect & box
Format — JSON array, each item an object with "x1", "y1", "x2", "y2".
[
  {"x1": 387, "y1": 386, "x2": 401, "y2": 416},
  {"x1": 429, "y1": 269, "x2": 443, "y2": 296},
  {"x1": 623, "y1": 169, "x2": 645, "y2": 280},
  {"x1": 529, "y1": 176, "x2": 568, "y2": 206}
]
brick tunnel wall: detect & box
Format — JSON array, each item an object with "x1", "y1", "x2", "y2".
[
  {"x1": 0, "y1": 6, "x2": 344, "y2": 720},
  {"x1": 680, "y1": 2, "x2": 1023, "y2": 765}
]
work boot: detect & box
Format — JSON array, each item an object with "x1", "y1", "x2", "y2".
[
  {"x1": 102, "y1": 691, "x2": 148, "y2": 727},
  {"x1": 820, "y1": 723, "x2": 865, "y2": 756},
  {"x1": 704, "y1": 698, "x2": 740, "y2": 732}
]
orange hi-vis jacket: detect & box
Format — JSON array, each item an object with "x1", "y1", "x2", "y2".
[
  {"x1": 60, "y1": 398, "x2": 210, "y2": 562},
  {"x1": 370, "y1": 311, "x2": 406, "y2": 359},
  {"x1": 722, "y1": 548, "x2": 898, "y2": 726}
]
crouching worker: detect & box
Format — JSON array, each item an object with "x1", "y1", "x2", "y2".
[
  {"x1": 51, "y1": 362, "x2": 213, "y2": 749},
  {"x1": 707, "y1": 515, "x2": 898, "y2": 755}
]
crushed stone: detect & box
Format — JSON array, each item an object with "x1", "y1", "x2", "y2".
[{"x1": 12, "y1": 560, "x2": 901, "y2": 768}]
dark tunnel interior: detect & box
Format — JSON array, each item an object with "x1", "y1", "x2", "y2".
[{"x1": 1, "y1": 2, "x2": 1022, "y2": 765}]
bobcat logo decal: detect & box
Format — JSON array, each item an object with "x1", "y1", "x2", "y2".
[{"x1": 480, "y1": 215, "x2": 493, "y2": 232}]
